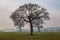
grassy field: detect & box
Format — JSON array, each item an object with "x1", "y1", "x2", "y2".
[{"x1": 0, "y1": 32, "x2": 60, "y2": 40}]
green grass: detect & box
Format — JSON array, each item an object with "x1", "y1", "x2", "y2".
[{"x1": 0, "y1": 32, "x2": 60, "y2": 40}]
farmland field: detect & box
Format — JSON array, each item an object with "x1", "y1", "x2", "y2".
[{"x1": 0, "y1": 32, "x2": 60, "y2": 40}]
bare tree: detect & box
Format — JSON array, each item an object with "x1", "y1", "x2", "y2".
[
  {"x1": 32, "y1": 18, "x2": 44, "y2": 32},
  {"x1": 37, "y1": 25, "x2": 43, "y2": 32},
  {"x1": 10, "y1": 11, "x2": 24, "y2": 32},
  {"x1": 10, "y1": 3, "x2": 50, "y2": 35}
]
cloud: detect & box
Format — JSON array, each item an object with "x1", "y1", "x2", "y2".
[
  {"x1": 46, "y1": 0, "x2": 60, "y2": 10},
  {"x1": 44, "y1": 10, "x2": 60, "y2": 27}
]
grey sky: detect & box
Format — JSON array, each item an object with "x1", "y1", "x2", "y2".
[{"x1": 0, "y1": 0, "x2": 60, "y2": 30}]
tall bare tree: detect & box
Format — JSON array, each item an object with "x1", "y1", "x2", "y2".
[{"x1": 10, "y1": 3, "x2": 50, "y2": 35}]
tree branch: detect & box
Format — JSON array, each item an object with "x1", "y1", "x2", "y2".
[{"x1": 24, "y1": 19, "x2": 30, "y2": 22}]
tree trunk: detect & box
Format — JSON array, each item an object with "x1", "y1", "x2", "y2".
[
  {"x1": 19, "y1": 26, "x2": 21, "y2": 32},
  {"x1": 30, "y1": 21, "x2": 33, "y2": 35},
  {"x1": 38, "y1": 26, "x2": 40, "y2": 32}
]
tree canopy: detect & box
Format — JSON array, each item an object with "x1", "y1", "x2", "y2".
[{"x1": 10, "y1": 3, "x2": 50, "y2": 35}]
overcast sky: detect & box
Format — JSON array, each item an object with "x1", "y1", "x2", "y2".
[{"x1": 0, "y1": 0, "x2": 60, "y2": 30}]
